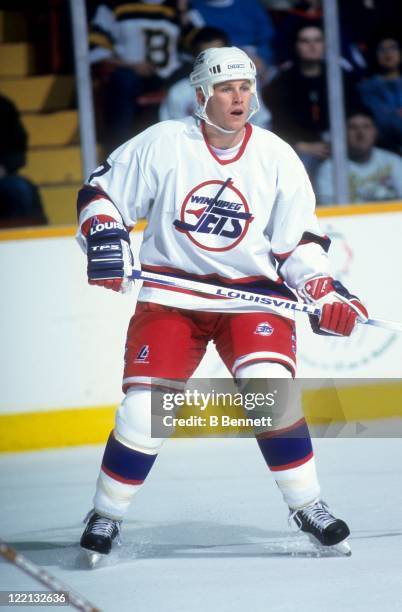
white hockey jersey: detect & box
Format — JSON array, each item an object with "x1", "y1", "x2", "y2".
[{"x1": 77, "y1": 117, "x2": 330, "y2": 313}]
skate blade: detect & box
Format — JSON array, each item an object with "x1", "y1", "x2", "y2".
[
  {"x1": 333, "y1": 539, "x2": 351, "y2": 556},
  {"x1": 84, "y1": 549, "x2": 106, "y2": 568},
  {"x1": 307, "y1": 534, "x2": 352, "y2": 557}
]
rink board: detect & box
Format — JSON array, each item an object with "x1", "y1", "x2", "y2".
[{"x1": 0, "y1": 203, "x2": 401, "y2": 451}]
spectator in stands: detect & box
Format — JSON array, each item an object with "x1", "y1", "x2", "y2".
[
  {"x1": 159, "y1": 26, "x2": 272, "y2": 128},
  {"x1": 0, "y1": 95, "x2": 46, "y2": 228},
  {"x1": 262, "y1": 24, "x2": 361, "y2": 179},
  {"x1": 88, "y1": 1, "x2": 185, "y2": 151},
  {"x1": 187, "y1": 0, "x2": 275, "y2": 80},
  {"x1": 315, "y1": 110, "x2": 402, "y2": 204},
  {"x1": 275, "y1": 1, "x2": 368, "y2": 77},
  {"x1": 273, "y1": 0, "x2": 322, "y2": 65},
  {"x1": 358, "y1": 35, "x2": 402, "y2": 153}
]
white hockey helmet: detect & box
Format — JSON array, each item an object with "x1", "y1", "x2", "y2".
[{"x1": 190, "y1": 46, "x2": 260, "y2": 133}]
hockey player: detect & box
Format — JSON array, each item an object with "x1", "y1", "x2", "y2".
[{"x1": 76, "y1": 47, "x2": 368, "y2": 565}]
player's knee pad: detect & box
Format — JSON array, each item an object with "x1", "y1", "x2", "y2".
[
  {"x1": 236, "y1": 361, "x2": 292, "y2": 380},
  {"x1": 236, "y1": 361, "x2": 302, "y2": 432},
  {"x1": 115, "y1": 387, "x2": 166, "y2": 453}
]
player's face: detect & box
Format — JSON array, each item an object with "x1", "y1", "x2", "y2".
[{"x1": 206, "y1": 80, "x2": 252, "y2": 132}]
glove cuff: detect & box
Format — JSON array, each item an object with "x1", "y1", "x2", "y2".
[
  {"x1": 83, "y1": 215, "x2": 129, "y2": 242},
  {"x1": 88, "y1": 223, "x2": 129, "y2": 245}
]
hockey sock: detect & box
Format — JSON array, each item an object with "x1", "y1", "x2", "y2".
[
  {"x1": 256, "y1": 418, "x2": 320, "y2": 508},
  {"x1": 271, "y1": 456, "x2": 320, "y2": 509},
  {"x1": 93, "y1": 431, "x2": 158, "y2": 519}
]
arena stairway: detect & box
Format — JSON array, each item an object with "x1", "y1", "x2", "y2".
[{"x1": 0, "y1": 10, "x2": 83, "y2": 225}]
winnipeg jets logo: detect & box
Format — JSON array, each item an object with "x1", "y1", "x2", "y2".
[
  {"x1": 173, "y1": 179, "x2": 253, "y2": 252},
  {"x1": 254, "y1": 322, "x2": 274, "y2": 336}
]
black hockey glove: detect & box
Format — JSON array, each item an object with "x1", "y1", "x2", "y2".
[{"x1": 85, "y1": 215, "x2": 133, "y2": 293}]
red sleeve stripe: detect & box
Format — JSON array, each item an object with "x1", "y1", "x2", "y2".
[
  {"x1": 76, "y1": 185, "x2": 114, "y2": 218},
  {"x1": 273, "y1": 232, "x2": 331, "y2": 263}
]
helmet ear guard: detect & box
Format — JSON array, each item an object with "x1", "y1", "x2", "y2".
[{"x1": 190, "y1": 46, "x2": 260, "y2": 133}]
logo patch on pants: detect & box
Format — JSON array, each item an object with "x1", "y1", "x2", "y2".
[
  {"x1": 134, "y1": 345, "x2": 150, "y2": 363},
  {"x1": 254, "y1": 322, "x2": 274, "y2": 336}
]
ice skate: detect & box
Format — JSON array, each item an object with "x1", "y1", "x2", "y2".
[
  {"x1": 80, "y1": 510, "x2": 121, "y2": 568},
  {"x1": 289, "y1": 500, "x2": 351, "y2": 556}
]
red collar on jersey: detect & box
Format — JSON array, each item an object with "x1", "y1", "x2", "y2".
[{"x1": 201, "y1": 121, "x2": 253, "y2": 165}]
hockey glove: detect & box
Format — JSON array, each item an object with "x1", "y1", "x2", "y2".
[
  {"x1": 84, "y1": 215, "x2": 133, "y2": 293},
  {"x1": 298, "y1": 275, "x2": 368, "y2": 336}
]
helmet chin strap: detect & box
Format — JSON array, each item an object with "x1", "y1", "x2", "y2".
[
  {"x1": 197, "y1": 113, "x2": 238, "y2": 135},
  {"x1": 195, "y1": 88, "x2": 260, "y2": 135}
]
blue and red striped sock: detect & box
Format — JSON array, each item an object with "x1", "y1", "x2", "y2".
[
  {"x1": 101, "y1": 431, "x2": 158, "y2": 485},
  {"x1": 256, "y1": 417, "x2": 313, "y2": 471},
  {"x1": 256, "y1": 418, "x2": 320, "y2": 508}
]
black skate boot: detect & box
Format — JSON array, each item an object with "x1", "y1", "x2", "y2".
[
  {"x1": 289, "y1": 500, "x2": 351, "y2": 555},
  {"x1": 80, "y1": 510, "x2": 121, "y2": 567}
]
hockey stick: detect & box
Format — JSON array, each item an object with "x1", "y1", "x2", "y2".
[
  {"x1": 0, "y1": 539, "x2": 100, "y2": 612},
  {"x1": 129, "y1": 268, "x2": 402, "y2": 333}
]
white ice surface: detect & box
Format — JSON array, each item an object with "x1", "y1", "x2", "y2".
[{"x1": 1, "y1": 438, "x2": 402, "y2": 612}]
